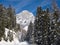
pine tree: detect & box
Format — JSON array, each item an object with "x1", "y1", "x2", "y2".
[
  {"x1": 7, "y1": 5, "x2": 16, "y2": 29},
  {"x1": 51, "y1": 9, "x2": 59, "y2": 45},
  {"x1": 34, "y1": 7, "x2": 44, "y2": 45},
  {"x1": 50, "y1": 1, "x2": 60, "y2": 45},
  {"x1": 43, "y1": 8, "x2": 51, "y2": 45},
  {"x1": 34, "y1": 7, "x2": 51, "y2": 45},
  {"x1": 25, "y1": 22, "x2": 33, "y2": 43},
  {"x1": 0, "y1": 4, "x2": 5, "y2": 41}
]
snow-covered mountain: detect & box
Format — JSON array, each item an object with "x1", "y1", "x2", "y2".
[{"x1": 16, "y1": 10, "x2": 35, "y2": 30}]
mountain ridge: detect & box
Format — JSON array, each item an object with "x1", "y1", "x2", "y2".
[{"x1": 16, "y1": 10, "x2": 35, "y2": 31}]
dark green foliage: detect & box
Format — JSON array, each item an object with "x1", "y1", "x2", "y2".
[
  {"x1": 34, "y1": 7, "x2": 45, "y2": 44},
  {"x1": 0, "y1": 4, "x2": 16, "y2": 41},
  {"x1": 25, "y1": 22, "x2": 33, "y2": 43},
  {"x1": 33, "y1": 5, "x2": 60, "y2": 45},
  {"x1": 50, "y1": 7, "x2": 60, "y2": 45},
  {"x1": 0, "y1": 4, "x2": 5, "y2": 41},
  {"x1": 7, "y1": 5, "x2": 16, "y2": 29}
]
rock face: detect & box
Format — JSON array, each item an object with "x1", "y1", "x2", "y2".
[{"x1": 16, "y1": 10, "x2": 35, "y2": 30}]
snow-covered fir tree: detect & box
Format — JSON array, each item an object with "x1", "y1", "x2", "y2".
[
  {"x1": 33, "y1": 1, "x2": 60, "y2": 45},
  {"x1": 34, "y1": 7, "x2": 52, "y2": 45}
]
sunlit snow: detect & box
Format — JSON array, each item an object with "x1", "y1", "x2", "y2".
[{"x1": 0, "y1": 28, "x2": 29, "y2": 45}]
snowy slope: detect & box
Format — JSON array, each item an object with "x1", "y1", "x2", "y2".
[
  {"x1": 0, "y1": 39, "x2": 28, "y2": 45},
  {"x1": 16, "y1": 10, "x2": 35, "y2": 29},
  {"x1": 0, "y1": 28, "x2": 29, "y2": 45}
]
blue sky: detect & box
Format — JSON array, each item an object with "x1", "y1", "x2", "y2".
[{"x1": 0, "y1": 0, "x2": 60, "y2": 15}]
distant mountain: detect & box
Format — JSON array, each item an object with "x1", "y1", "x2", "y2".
[{"x1": 16, "y1": 10, "x2": 35, "y2": 30}]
